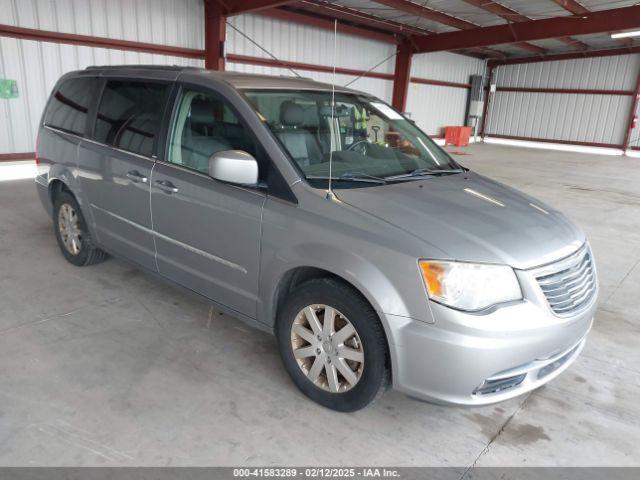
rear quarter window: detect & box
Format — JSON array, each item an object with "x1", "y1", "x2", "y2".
[{"x1": 44, "y1": 77, "x2": 98, "y2": 136}]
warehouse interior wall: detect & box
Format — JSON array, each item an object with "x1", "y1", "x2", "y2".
[
  {"x1": 407, "y1": 51, "x2": 485, "y2": 137},
  {"x1": 0, "y1": 0, "x2": 204, "y2": 155},
  {"x1": 485, "y1": 54, "x2": 640, "y2": 149},
  {"x1": 0, "y1": 0, "x2": 490, "y2": 157},
  {"x1": 226, "y1": 13, "x2": 395, "y2": 104}
]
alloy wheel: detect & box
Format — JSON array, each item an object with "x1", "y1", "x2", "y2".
[
  {"x1": 290, "y1": 304, "x2": 364, "y2": 393},
  {"x1": 58, "y1": 203, "x2": 82, "y2": 255}
]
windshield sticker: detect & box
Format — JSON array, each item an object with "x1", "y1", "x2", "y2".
[{"x1": 369, "y1": 102, "x2": 403, "y2": 120}]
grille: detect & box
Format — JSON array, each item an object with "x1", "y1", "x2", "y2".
[{"x1": 535, "y1": 246, "x2": 597, "y2": 316}]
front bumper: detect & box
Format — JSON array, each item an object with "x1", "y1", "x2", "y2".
[{"x1": 383, "y1": 265, "x2": 597, "y2": 406}]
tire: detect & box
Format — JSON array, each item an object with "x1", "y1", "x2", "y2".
[
  {"x1": 276, "y1": 278, "x2": 390, "y2": 412},
  {"x1": 53, "y1": 191, "x2": 107, "y2": 266}
]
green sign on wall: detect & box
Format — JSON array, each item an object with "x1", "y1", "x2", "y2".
[{"x1": 0, "y1": 79, "x2": 19, "y2": 99}]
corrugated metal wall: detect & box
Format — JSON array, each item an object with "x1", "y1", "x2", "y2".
[
  {"x1": 0, "y1": 1, "x2": 486, "y2": 154},
  {"x1": 407, "y1": 52, "x2": 485, "y2": 136},
  {"x1": 629, "y1": 89, "x2": 640, "y2": 150},
  {"x1": 226, "y1": 13, "x2": 395, "y2": 102},
  {"x1": 0, "y1": 0, "x2": 204, "y2": 155},
  {"x1": 485, "y1": 54, "x2": 640, "y2": 147},
  {"x1": 0, "y1": 0, "x2": 203, "y2": 48}
]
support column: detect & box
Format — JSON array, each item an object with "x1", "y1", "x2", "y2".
[
  {"x1": 204, "y1": 0, "x2": 226, "y2": 70},
  {"x1": 479, "y1": 64, "x2": 496, "y2": 138},
  {"x1": 623, "y1": 66, "x2": 640, "y2": 152},
  {"x1": 391, "y1": 41, "x2": 413, "y2": 112}
]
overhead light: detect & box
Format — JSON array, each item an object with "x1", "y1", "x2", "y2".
[{"x1": 611, "y1": 30, "x2": 640, "y2": 39}]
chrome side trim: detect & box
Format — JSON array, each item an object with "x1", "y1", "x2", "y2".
[{"x1": 90, "y1": 204, "x2": 247, "y2": 274}]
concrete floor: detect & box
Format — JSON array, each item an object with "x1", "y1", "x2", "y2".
[{"x1": 0, "y1": 143, "x2": 638, "y2": 467}]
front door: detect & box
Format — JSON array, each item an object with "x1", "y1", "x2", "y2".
[
  {"x1": 150, "y1": 86, "x2": 266, "y2": 318},
  {"x1": 80, "y1": 79, "x2": 171, "y2": 271}
]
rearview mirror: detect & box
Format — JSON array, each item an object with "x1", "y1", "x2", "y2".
[{"x1": 208, "y1": 150, "x2": 258, "y2": 186}]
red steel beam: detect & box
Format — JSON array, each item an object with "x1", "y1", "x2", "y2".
[
  {"x1": 261, "y1": 8, "x2": 399, "y2": 44},
  {"x1": 550, "y1": 0, "x2": 589, "y2": 16},
  {"x1": 227, "y1": 53, "x2": 472, "y2": 90},
  {"x1": 292, "y1": 1, "x2": 431, "y2": 37},
  {"x1": 486, "y1": 134, "x2": 623, "y2": 150},
  {"x1": 226, "y1": 53, "x2": 395, "y2": 80},
  {"x1": 0, "y1": 153, "x2": 34, "y2": 162},
  {"x1": 373, "y1": 0, "x2": 545, "y2": 54},
  {"x1": 461, "y1": 0, "x2": 587, "y2": 50},
  {"x1": 205, "y1": 0, "x2": 226, "y2": 70},
  {"x1": 411, "y1": 5, "x2": 640, "y2": 53},
  {"x1": 623, "y1": 67, "x2": 640, "y2": 150},
  {"x1": 496, "y1": 86, "x2": 634, "y2": 96},
  {"x1": 221, "y1": 0, "x2": 297, "y2": 15},
  {"x1": 490, "y1": 46, "x2": 640, "y2": 66},
  {"x1": 0, "y1": 23, "x2": 204, "y2": 58},
  {"x1": 391, "y1": 41, "x2": 412, "y2": 112}
]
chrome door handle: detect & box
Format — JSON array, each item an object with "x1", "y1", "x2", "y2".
[
  {"x1": 155, "y1": 180, "x2": 179, "y2": 194},
  {"x1": 126, "y1": 170, "x2": 148, "y2": 183}
]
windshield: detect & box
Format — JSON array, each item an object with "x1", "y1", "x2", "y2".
[{"x1": 243, "y1": 89, "x2": 462, "y2": 188}]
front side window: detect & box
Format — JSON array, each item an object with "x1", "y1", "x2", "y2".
[
  {"x1": 44, "y1": 77, "x2": 98, "y2": 136},
  {"x1": 167, "y1": 87, "x2": 257, "y2": 175},
  {"x1": 93, "y1": 80, "x2": 169, "y2": 157},
  {"x1": 243, "y1": 90, "x2": 461, "y2": 188}
]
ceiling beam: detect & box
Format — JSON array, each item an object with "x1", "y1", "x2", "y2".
[
  {"x1": 549, "y1": 0, "x2": 590, "y2": 16},
  {"x1": 461, "y1": 0, "x2": 587, "y2": 50},
  {"x1": 261, "y1": 8, "x2": 399, "y2": 43},
  {"x1": 551, "y1": 0, "x2": 630, "y2": 49},
  {"x1": 290, "y1": 1, "x2": 431, "y2": 37},
  {"x1": 373, "y1": 0, "x2": 545, "y2": 54},
  {"x1": 489, "y1": 46, "x2": 640, "y2": 66},
  {"x1": 221, "y1": 0, "x2": 297, "y2": 16},
  {"x1": 410, "y1": 5, "x2": 640, "y2": 53}
]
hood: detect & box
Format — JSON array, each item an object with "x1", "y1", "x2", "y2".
[{"x1": 335, "y1": 172, "x2": 584, "y2": 270}]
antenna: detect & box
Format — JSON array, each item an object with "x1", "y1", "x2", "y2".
[{"x1": 326, "y1": 18, "x2": 337, "y2": 200}]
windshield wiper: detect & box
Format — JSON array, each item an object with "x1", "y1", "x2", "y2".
[
  {"x1": 385, "y1": 168, "x2": 464, "y2": 181},
  {"x1": 306, "y1": 173, "x2": 386, "y2": 184}
]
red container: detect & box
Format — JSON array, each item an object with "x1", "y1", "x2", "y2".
[{"x1": 444, "y1": 126, "x2": 472, "y2": 147}]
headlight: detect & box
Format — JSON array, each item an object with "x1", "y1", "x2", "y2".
[{"x1": 418, "y1": 260, "x2": 522, "y2": 311}]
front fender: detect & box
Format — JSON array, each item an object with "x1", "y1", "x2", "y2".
[{"x1": 259, "y1": 242, "x2": 414, "y2": 327}]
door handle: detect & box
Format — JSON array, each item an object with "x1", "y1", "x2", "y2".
[
  {"x1": 155, "y1": 180, "x2": 179, "y2": 194},
  {"x1": 126, "y1": 170, "x2": 148, "y2": 183}
]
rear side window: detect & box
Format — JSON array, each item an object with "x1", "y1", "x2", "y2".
[
  {"x1": 93, "y1": 80, "x2": 169, "y2": 157},
  {"x1": 44, "y1": 77, "x2": 97, "y2": 136}
]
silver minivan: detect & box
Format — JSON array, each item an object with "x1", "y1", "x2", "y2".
[{"x1": 35, "y1": 66, "x2": 598, "y2": 411}]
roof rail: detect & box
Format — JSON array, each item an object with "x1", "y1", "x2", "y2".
[{"x1": 85, "y1": 65, "x2": 202, "y2": 71}]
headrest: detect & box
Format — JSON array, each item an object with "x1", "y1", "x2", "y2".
[
  {"x1": 190, "y1": 98, "x2": 216, "y2": 124},
  {"x1": 279, "y1": 100, "x2": 304, "y2": 127}
]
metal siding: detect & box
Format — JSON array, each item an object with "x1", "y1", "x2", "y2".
[
  {"x1": 0, "y1": 0, "x2": 204, "y2": 155},
  {"x1": 407, "y1": 52, "x2": 485, "y2": 135},
  {"x1": 0, "y1": 36, "x2": 203, "y2": 154},
  {"x1": 226, "y1": 62, "x2": 393, "y2": 103},
  {"x1": 0, "y1": 0, "x2": 204, "y2": 49},
  {"x1": 227, "y1": 13, "x2": 396, "y2": 74},
  {"x1": 630, "y1": 97, "x2": 640, "y2": 149},
  {"x1": 486, "y1": 54, "x2": 640, "y2": 146}
]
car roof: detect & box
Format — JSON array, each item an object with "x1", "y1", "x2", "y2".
[{"x1": 83, "y1": 65, "x2": 365, "y2": 95}]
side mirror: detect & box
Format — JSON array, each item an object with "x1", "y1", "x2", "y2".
[{"x1": 208, "y1": 150, "x2": 258, "y2": 186}]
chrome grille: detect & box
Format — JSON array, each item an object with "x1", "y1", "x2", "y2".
[{"x1": 535, "y1": 246, "x2": 597, "y2": 316}]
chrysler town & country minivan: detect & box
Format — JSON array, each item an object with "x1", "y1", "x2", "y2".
[{"x1": 35, "y1": 66, "x2": 598, "y2": 411}]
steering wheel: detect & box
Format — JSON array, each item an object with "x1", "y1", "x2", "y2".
[{"x1": 346, "y1": 140, "x2": 370, "y2": 155}]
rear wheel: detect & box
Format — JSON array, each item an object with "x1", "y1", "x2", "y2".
[
  {"x1": 53, "y1": 191, "x2": 107, "y2": 266},
  {"x1": 276, "y1": 278, "x2": 389, "y2": 411}
]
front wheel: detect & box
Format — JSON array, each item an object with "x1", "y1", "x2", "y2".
[{"x1": 276, "y1": 278, "x2": 389, "y2": 411}]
